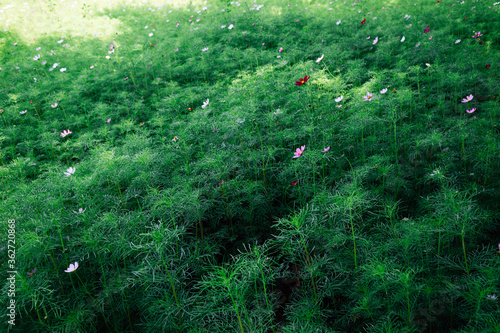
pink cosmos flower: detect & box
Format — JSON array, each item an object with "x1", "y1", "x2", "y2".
[
  {"x1": 363, "y1": 92, "x2": 373, "y2": 101},
  {"x1": 466, "y1": 108, "x2": 476, "y2": 113},
  {"x1": 107, "y1": 118, "x2": 111, "y2": 123},
  {"x1": 51, "y1": 103, "x2": 58, "y2": 108},
  {"x1": 471, "y1": 32, "x2": 483, "y2": 38},
  {"x1": 124, "y1": 77, "x2": 128, "y2": 80},
  {"x1": 428, "y1": 35, "x2": 433, "y2": 40},
  {"x1": 424, "y1": 27, "x2": 430, "y2": 33},
  {"x1": 373, "y1": 37, "x2": 379, "y2": 45},
  {"x1": 60, "y1": 129, "x2": 72, "y2": 137},
  {"x1": 461, "y1": 94, "x2": 473, "y2": 103},
  {"x1": 321, "y1": 146, "x2": 330, "y2": 153},
  {"x1": 110, "y1": 43, "x2": 114, "y2": 51},
  {"x1": 279, "y1": 47, "x2": 283, "y2": 52},
  {"x1": 293, "y1": 145, "x2": 305, "y2": 158}
]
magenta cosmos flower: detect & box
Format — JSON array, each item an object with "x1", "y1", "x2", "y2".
[
  {"x1": 363, "y1": 92, "x2": 373, "y2": 101},
  {"x1": 293, "y1": 145, "x2": 305, "y2": 158},
  {"x1": 461, "y1": 94, "x2": 473, "y2": 103},
  {"x1": 321, "y1": 146, "x2": 330, "y2": 153},
  {"x1": 424, "y1": 27, "x2": 430, "y2": 33},
  {"x1": 471, "y1": 32, "x2": 483, "y2": 38}
]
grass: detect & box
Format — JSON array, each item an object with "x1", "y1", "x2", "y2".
[{"x1": 0, "y1": 0, "x2": 499, "y2": 332}]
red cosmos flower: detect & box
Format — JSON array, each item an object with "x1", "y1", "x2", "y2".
[
  {"x1": 424, "y1": 27, "x2": 430, "y2": 33},
  {"x1": 486, "y1": 64, "x2": 491, "y2": 69},
  {"x1": 295, "y1": 75, "x2": 310, "y2": 86},
  {"x1": 290, "y1": 180, "x2": 298, "y2": 186},
  {"x1": 361, "y1": 18, "x2": 366, "y2": 25}
]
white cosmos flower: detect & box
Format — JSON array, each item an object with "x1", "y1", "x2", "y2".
[
  {"x1": 202, "y1": 98, "x2": 209, "y2": 109},
  {"x1": 335, "y1": 96, "x2": 343, "y2": 103},
  {"x1": 33, "y1": 54, "x2": 41, "y2": 60},
  {"x1": 57, "y1": 39, "x2": 64, "y2": 43},
  {"x1": 315, "y1": 54, "x2": 324, "y2": 63},
  {"x1": 401, "y1": 36, "x2": 405, "y2": 42},
  {"x1": 60, "y1": 68, "x2": 66, "y2": 72},
  {"x1": 64, "y1": 167, "x2": 76, "y2": 177},
  {"x1": 20, "y1": 110, "x2": 27, "y2": 114},
  {"x1": 52, "y1": 63, "x2": 59, "y2": 68},
  {"x1": 373, "y1": 37, "x2": 379, "y2": 45},
  {"x1": 455, "y1": 39, "x2": 461, "y2": 44},
  {"x1": 380, "y1": 88, "x2": 388, "y2": 94},
  {"x1": 228, "y1": 24, "x2": 234, "y2": 29},
  {"x1": 64, "y1": 262, "x2": 79, "y2": 273},
  {"x1": 336, "y1": 19, "x2": 341, "y2": 25},
  {"x1": 202, "y1": 47, "x2": 208, "y2": 52},
  {"x1": 149, "y1": 32, "x2": 153, "y2": 37},
  {"x1": 221, "y1": 25, "x2": 226, "y2": 29}
]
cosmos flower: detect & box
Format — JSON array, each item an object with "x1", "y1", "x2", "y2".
[
  {"x1": 51, "y1": 103, "x2": 58, "y2": 108},
  {"x1": 363, "y1": 92, "x2": 373, "y2": 101},
  {"x1": 65, "y1": 262, "x2": 79, "y2": 273},
  {"x1": 72, "y1": 208, "x2": 86, "y2": 214},
  {"x1": 380, "y1": 88, "x2": 388, "y2": 94},
  {"x1": 228, "y1": 24, "x2": 234, "y2": 29},
  {"x1": 466, "y1": 108, "x2": 476, "y2": 113},
  {"x1": 107, "y1": 118, "x2": 111, "y2": 123},
  {"x1": 64, "y1": 167, "x2": 75, "y2": 177},
  {"x1": 202, "y1": 98, "x2": 209, "y2": 109},
  {"x1": 335, "y1": 96, "x2": 344, "y2": 102},
  {"x1": 471, "y1": 32, "x2": 483, "y2": 38},
  {"x1": 373, "y1": 37, "x2": 379, "y2": 45},
  {"x1": 316, "y1": 54, "x2": 324, "y2": 63},
  {"x1": 290, "y1": 180, "x2": 299, "y2": 186},
  {"x1": 295, "y1": 75, "x2": 310, "y2": 86},
  {"x1": 361, "y1": 18, "x2": 366, "y2": 24},
  {"x1": 202, "y1": 47, "x2": 208, "y2": 51},
  {"x1": 321, "y1": 147, "x2": 330, "y2": 153},
  {"x1": 60, "y1": 129, "x2": 72, "y2": 137},
  {"x1": 20, "y1": 110, "x2": 27, "y2": 114},
  {"x1": 461, "y1": 94, "x2": 473, "y2": 103},
  {"x1": 336, "y1": 19, "x2": 341, "y2": 25},
  {"x1": 279, "y1": 47, "x2": 283, "y2": 52},
  {"x1": 455, "y1": 39, "x2": 461, "y2": 44},
  {"x1": 293, "y1": 145, "x2": 305, "y2": 158},
  {"x1": 401, "y1": 36, "x2": 405, "y2": 42},
  {"x1": 424, "y1": 27, "x2": 430, "y2": 33}
]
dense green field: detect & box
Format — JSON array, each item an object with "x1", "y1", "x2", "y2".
[{"x1": 1, "y1": 0, "x2": 499, "y2": 332}]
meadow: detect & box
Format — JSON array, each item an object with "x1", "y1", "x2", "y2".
[{"x1": 0, "y1": 0, "x2": 499, "y2": 332}]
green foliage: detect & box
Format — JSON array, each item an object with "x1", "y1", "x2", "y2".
[{"x1": 0, "y1": 0, "x2": 499, "y2": 332}]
